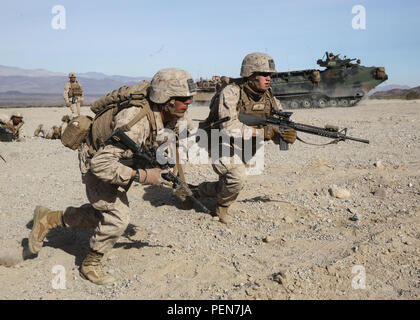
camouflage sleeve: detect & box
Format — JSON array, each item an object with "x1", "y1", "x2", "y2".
[
  {"x1": 219, "y1": 84, "x2": 257, "y2": 138},
  {"x1": 219, "y1": 85, "x2": 248, "y2": 138},
  {"x1": 79, "y1": 82, "x2": 84, "y2": 104},
  {"x1": 17, "y1": 126, "x2": 25, "y2": 141},
  {"x1": 63, "y1": 83, "x2": 70, "y2": 104},
  {"x1": 273, "y1": 96, "x2": 283, "y2": 111},
  {"x1": 89, "y1": 106, "x2": 149, "y2": 186},
  {"x1": 89, "y1": 144, "x2": 133, "y2": 186}
]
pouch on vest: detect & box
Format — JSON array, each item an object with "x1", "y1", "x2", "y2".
[
  {"x1": 61, "y1": 115, "x2": 92, "y2": 150},
  {"x1": 68, "y1": 81, "x2": 83, "y2": 98}
]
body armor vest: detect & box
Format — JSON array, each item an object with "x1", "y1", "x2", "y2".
[
  {"x1": 237, "y1": 85, "x2": 276, "y2": 119},
  {"x1": 68, "y1": 81, "x2": 83, "y2": 98}
]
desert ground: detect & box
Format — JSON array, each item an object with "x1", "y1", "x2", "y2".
[{"x1": 0, "y1": 99, "x2": 419, "y2": 300}]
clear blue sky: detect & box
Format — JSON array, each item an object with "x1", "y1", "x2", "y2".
[{"x1": 1, "y1": 0, "x2": 419, "y2": 86}]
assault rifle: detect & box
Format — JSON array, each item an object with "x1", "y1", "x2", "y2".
[
  {"x1": 104, "y1": 128, "x2": 212, "y2": 214},
  {"x1": 238, "y1": 110, "x2": 369, "y2": 150},
  {"x1": 103, "y1": 116, "x2": 231, "y2": 214}
]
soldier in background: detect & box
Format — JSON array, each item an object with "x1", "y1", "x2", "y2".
[
  {"x1": 63, "y1": 72, "x2": 84, "y2": 118},
  {"x1": 34, "y1": 115, "x2": 71, "y2": 139},
  {"x1": 193, "y1": 53, "x2": 297, "y2": 224},
  {"x1": 0, "y1": 113, "x2": 25, "y2": 142},
  {"x1": 28, "y1": 68, "x2": 197, "y2": 285}
]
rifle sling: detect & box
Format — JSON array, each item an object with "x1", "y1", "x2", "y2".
[
  {"x1": 119, "y1": 103, "x2": 153, "y2": 132},
  {"x1": 296, "y1": 135, "x2": 343, "y2": 146}
]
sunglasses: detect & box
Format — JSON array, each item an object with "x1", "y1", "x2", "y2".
[
  {"x1": 255, "y1": 72, "x2": 272, "y2": 77},
  {"x1": 173, "y1": 96, "x2": 193, "y2": 103}
]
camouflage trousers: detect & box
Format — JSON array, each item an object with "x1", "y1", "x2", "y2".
[
  {"x1": 69, "y1": 102, "x2": 81, "y2": 118},
  {"x1": 63, "y1": 172, "x2": 130, "y2": 255},
  {"x1": 197, "y1": 156, "x2": 246, "y2": 208}
]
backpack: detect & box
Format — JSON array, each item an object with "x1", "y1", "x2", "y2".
[{"x1": 61, "y1": 80, "x2": 155, "y2": 152}]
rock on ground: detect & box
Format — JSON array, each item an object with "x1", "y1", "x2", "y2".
[{"x1": 0, "y1": 99, "x2": 419, "y2": 300}]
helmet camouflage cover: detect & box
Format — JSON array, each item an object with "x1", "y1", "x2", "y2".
[
  {"x1": 240, "y1": 52, "x2": 277, "y2": 77},
  {"x1": 68, "y1": 72, "x2": 76, "y2": 78},
  {"x1": 149, "y1": 68, "x2": 196, "y2": 104},
  {"x1": 11, "y1": 113, "x2": 23, "y2": 118}
]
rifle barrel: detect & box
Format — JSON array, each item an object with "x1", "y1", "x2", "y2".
[
  {"x1": 291, "y1": 122, "x2": 369, "y2": 144},
  {"x1": 164, "y1": 172, "x2": 212, "y2": 214},
  {"x1": 258, "y1": 115, "x2": 369, "y2": 144}
]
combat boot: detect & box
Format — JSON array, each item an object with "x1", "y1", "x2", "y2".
[
  {"x1": 33, "y1": 124, "x2": 44, "y2": 137},
  {"x1": 216, "y1": 205, "x2": 233, "y2": 224},
  {"x1": 80, "y1": 250, "x2": 115, "y2": 285},
  {"x1": 28, "y1": 206, "x2": 64, "y2": 254}
]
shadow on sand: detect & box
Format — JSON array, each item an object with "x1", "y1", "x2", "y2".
[{"x1": 22, "y1": 220, "x2": 158, "y2": 266}]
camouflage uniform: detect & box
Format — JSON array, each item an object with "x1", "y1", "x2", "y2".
[
  {"x1": 0, "y1": 113, "x2": 25, "y2": 142},
  {"x1": 63, "y1": 72, "x2": 84, "y2": 118},
  {"x1": 63, "y1": 106, "x2": 193, "y2": 254},
  {"x1": 34, "y1": 117, "x2": 69, "y2": 139},
  {"x1": 29, "y1": 68, "x2": 196, "y2": 285},
  {"x1": 198, "y1": 83, "x2": 282, "y2": 206},
  {"x1": 197, "y1": 53, "x2": 283, "y2": 223}
]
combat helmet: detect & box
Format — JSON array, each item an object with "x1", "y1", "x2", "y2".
[
  {"x1": 240, "y1": 52, "x2": 276, "y2": 78},
  {"x1": 68, "y1": 72, "x2": 76, "y2": 78},
  {"x1": 11, "y1": 112, "x2": 23, "y2": 118},
  {"x1": 149, "y1": 68, "x2": 196, "y2": 104}
]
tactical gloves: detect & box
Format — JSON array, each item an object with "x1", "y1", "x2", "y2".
[
  {"x1": 135, "y1": 168, "x2": 172, "y2": 186},
  {"x1": 264, "y1": 126, "x2": 277, "y2": 140},
  {"x1": 135, "y1": 168, "x2": 163, "y2": 186},
  {"x1": 264, "y1": 126, "x2": 297, "y2": 144},
  {"x1": 280, "y1": 128, "x2": 297, "y2": 144}
]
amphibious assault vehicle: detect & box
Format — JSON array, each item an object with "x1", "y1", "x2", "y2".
[
  {"x1": 270, "y1": 52, "x2": 388, "y2": 109},
  {"x1": 194, "y1": 76, "x2": 223, "y2": 105}
]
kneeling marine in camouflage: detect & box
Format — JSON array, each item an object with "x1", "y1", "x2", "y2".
[
  {"x1": 29, "y1": 68, "x2": 196, "y2": 285},
  {"x1": 0, "y1": 113, "x2": 25, "y2": 142},
  {"x1": 194, "y1": 52, "x2": 297, "y2": 224},
  {"x1": 34, "y1": 115, "x2": 71, "y2": 139}
]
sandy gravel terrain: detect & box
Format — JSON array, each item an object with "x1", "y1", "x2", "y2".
[{"x1": 0, "y1": 99, "x2": 419, "y2": 300}]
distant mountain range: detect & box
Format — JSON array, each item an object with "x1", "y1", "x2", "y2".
[
  {"x1": 367, "y1": 84, "x2": 411, "y2": 96},
  {"x1": 0, "y1": 65, "x2": 150, "y2": 95},
  {"x1": 370, "y1": 84, "x2": 420, "y2": 99},
  {"x1": 1, "y1": 65, "x2": 418, "y2": 106}
]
